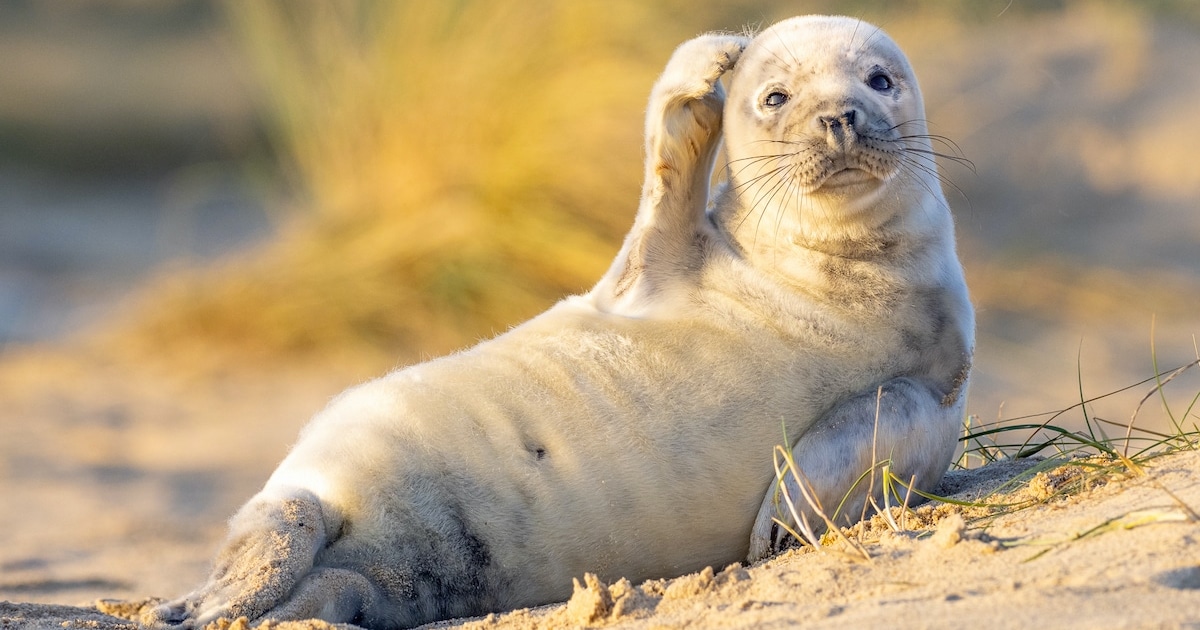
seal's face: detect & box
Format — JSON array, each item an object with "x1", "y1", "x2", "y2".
[{"x1": 725, "y1": 16, "x2": 930, "y2": 209}]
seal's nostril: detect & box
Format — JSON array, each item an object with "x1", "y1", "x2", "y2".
[{"x1": 820, "y1": 110, "x2": 857, "y2": 129}]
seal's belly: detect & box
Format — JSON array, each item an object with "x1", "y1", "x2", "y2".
[{"x1": 272, "y1": 309, "x2": 857, "y2": 605}]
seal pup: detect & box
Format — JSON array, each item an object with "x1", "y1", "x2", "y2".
[{"x1": 151, "y1": 15, "x2": 972, "y2": 629}]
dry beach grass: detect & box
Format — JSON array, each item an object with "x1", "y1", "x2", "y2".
[{"x1": 2, "y1": 1, "x2": 1199, "y2": 628}]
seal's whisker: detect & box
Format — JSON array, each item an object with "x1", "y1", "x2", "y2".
[
  {"x1": 733, "y1": 201, "x2": 762, "y2": 237},
  {"x1": 732, "y1": 159, "x2": 778, "y2": 191},
  {"x1": 899, "y1": 137, "x2": 968, "y2": 157},
  {"x1": 727, "y1": 155, "x2": 792, "y2": 195},
  {"x1": 773, "y1": 164, "x2": 804, "y2": 261},
  {"x1": 735, "y1": 162, "x2": 795, "y2": 197},
  {"x1": 898, "y1": 155, "x2": 970, "y2": 207},
  {"x1": 726, "y1": 151, "x2": 792, "y2": 164},
  {"x1": 726, "y1": 153, "x2": 794, "y2": 178},
  {"x1": 902, "y1": 148, "x2": 979, "y2": 174},
  {"x1": 888, "y1": 119, "x2": 930, "y2": 132},
  {"x1": 750, "y1": 139, "x2": 809, "y2": 146},
  {"x1": 890, "y1": 118, "x2": 947, "y2": 133},
  {"x1": 918, "y1": 134, "x2": 969, "y2": 161},
  {"x1": 903, "y1": 146, "x2": 977, "y2": 174},
  {"x1": 895, "y1": 160, "x2": 947, "y2": 210},
  {"x1": 728, "y1": 162, "x2": 786, "y2": 188},
  {"x1": 748, "y1": 162, "x2": 791, "y2": 218},
  {"x1": 727, "y1": 147, "x2": 799, "y2": 162},
  {"x1": 856, "y1": 24, "x2": 888, "y2": 54},
  {"x1": 794, "y1": 183, "x2": 813, "y2": 246},
  {"x1": 891, "y1": 124, "x2": 972, "y2": 165},
  {"x1": 734, "y1": 162, "x2": 795, "y2": 236},
  {"x1": 771, "y1": 27, "x2": 802, "y2": 69},
  {"x1": 902, "y1": 148, "x2": 974, "y2": 190},
  {"x1": 900, "y1": 146, "x2": 953, "y2": 167},
  {"x1": 750, "y1": 163, "x2": 797, "y2": 249},
  {"x1": 760, "y1": 34, "x2": 797, "y2": 71},
  {"x1": 896, "y1": 131, "x2": 971, "y2": 158},
  {"x1": 897, "y1": 152, "x2": 947, "y2": 184},
  {"x1": 770, "y1": 166, "x2": 797, "y2": 256},
  {"x1": 893, "y1": 131, "x2": 971, "y2": 167}
]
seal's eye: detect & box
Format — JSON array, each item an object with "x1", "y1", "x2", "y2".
[
  {"x1": 763, "y1": 91, "x2": 789, "y2": 108},
  {"x1": 868, "y1": 72, "x2": 893, "y2": 92}
]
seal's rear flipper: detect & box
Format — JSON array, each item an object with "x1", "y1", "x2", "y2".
[
  {"x1": 147, "y1": 488, "x2": 347, "y2": 627},
  {"x1": 259, "y1": 567, "x2": 376, "y2": 624}
]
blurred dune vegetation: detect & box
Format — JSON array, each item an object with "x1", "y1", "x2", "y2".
[{"x1": 116, "y1": 0, "x2": 1200, "y2": 374}]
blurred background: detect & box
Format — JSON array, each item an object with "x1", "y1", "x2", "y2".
[{"x1": 0, "y1": 0, "x2": 1197, "y2": 606}]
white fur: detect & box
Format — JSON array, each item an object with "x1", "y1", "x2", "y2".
[{"x1": 151, "y1": 16, "x2": 972, "y2": 630}]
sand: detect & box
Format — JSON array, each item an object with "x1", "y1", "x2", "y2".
[{"x1": 1, "y1": 346, "x2": 1198, "y2": 630}]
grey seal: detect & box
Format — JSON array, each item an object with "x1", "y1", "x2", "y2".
[{"x1": 151, "y1": 15, "x2": 972, "y2": 629}]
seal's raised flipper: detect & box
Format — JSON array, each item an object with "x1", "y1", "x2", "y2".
[
  {"x1": 747, "y1": 377, "x2": 964, "y2": 561},
  {"x1": 592, "y1": 34, "x2": 748, "y2": 315}
]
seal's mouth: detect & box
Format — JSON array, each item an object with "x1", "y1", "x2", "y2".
[
  {"x1": 816, "y1": 167, "x2": 876, "y2": 189},
  {"x1": 798, "y1": 139, "x2": 901, "y2": 193},
  {"x1": 735, "y1": 137, "x2": 900, "y2": 199}
]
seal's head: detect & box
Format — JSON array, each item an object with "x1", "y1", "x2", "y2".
[{"x1": 719, "y1": 16, "x2": 942, "y2": 242}]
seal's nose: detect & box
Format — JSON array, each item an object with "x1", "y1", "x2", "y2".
[
  {"x1": 819, "y1": 110, "x2": 856, "y2": 130},
  {"x1": 818, "y1": 109, "x2": 859, "y2": 150}
]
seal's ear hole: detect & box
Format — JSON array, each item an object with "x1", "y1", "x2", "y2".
[{"x1": 763, "y1": 91, "x2": 790, "y2": 108}]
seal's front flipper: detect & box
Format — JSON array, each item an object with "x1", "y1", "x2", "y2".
[
  {"x1": 592, "y1": 34, "x2": 748, "y2": 315},
  {"x1": 747, "y1": 378, "x2": 962, "y2": 561}
]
